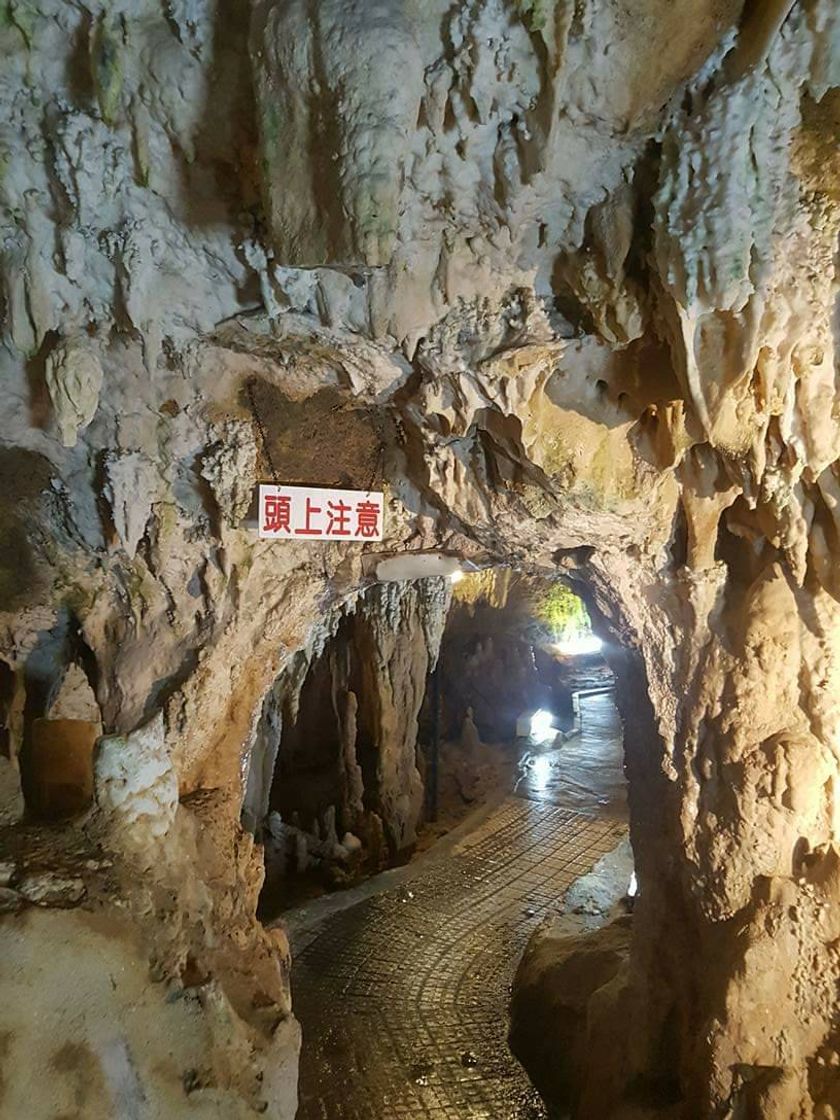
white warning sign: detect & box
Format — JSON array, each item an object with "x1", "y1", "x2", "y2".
[{"x1": 258, "y1": 484, "x2": 384, "y2": 542}]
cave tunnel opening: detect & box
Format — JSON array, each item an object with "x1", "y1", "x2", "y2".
[
  {"x1": 242, "y1": 565, "x2": 637, "y2": 1119},
  {"x1": 245, "y1": 566, "x2": 637, "y2": 1119},
  {"x1": 248, "y1": 568, "x2": 625, "y2": 922}
]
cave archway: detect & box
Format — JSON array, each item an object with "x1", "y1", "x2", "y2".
[
  {"x1": 247, "y1": 569, "x2": 625, "y2": 894},
  {"x1": 244, "y1": 564, "x2": 640, "y2": 1117}
]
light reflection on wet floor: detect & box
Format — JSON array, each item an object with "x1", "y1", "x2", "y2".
[
  {"x1": 514, "y1": 691, "x2": 627, "y2": 822},
  {"x1": 286, "y1": 692, "x2": 627, "y2": 1120}
]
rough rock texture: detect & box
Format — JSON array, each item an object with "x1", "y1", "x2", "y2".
[
  {"x1": 95, "y1": 714, "x2": 179, "y2": 844},
  {"x1": 244, "y1": 578, "x2": 449, "y2": 905},
  {"x1": 0, "y1": 0, "x2": 838, "y2": 1116},
  {"x1": 44, "y1": 336, "x2": 104, "y2": 448},
  {"x1": 510, "y1": 915, "x2": 634, "y2": 1115},
  {"x1": 1, "y1": 907, "x2": 299, "y2": 1119},
  {"x1": 0, "y1": 718, "x2": 300, "y2": 1118}
]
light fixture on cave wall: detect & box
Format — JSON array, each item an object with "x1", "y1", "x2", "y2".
[
  {"x1": 371, "y1": 552, "x2": 475, "y2": 583},
  {"x1": 529, "y1": 709, "x2": 557, "y2": 741}
]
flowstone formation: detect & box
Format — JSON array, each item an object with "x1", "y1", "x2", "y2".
[{"x1": 0, "y1": 0, "x2": 838, "y2": 1117}]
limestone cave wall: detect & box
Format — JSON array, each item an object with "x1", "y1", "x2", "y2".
[
  {"x1": 244, "y1": 578, "x2": 449, "y2": 907},
  {"x1": 0, "y1": 1, "x2": 838, "y2": 1117}
]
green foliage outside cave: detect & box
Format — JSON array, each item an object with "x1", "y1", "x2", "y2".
[{"x1": 535, "y1": 584, "x2": 592, "y2": 642}]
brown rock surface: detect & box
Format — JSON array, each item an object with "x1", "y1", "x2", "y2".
[
  {"x1": 26, "y1": 718, "x2": 98, "y2": 820},
  {"x1": 510, "y1": 915, "x2": 633, "y2": 1113},
  {"x1": 0, "y1": 0, "x2": 837, "y2": 1116}
]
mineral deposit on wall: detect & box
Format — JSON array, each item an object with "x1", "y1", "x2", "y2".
[{"x1": 0, "y1": 1, "x2": 838, "y2": 1117}]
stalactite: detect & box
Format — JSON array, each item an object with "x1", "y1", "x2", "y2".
[{"x1": 0, "y1": 0, "x2": 837, "y2": 1115}]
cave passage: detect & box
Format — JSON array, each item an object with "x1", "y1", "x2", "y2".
[
  {"x1": 252, "y1": 572, "x2": 631, "y2": 1116},
  {"x1": 248, "y1": 572, "x2": 623, "y2": 915},
  {"x1": 280, "y1": 689, "x2": 629, "y2": 1119},
  {"x1": 2, "y1": 3, "x2": 837, "y2": 1113}
]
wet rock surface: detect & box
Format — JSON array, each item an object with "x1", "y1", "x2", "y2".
[{"x1": 0, "y1": 0, "x2": 838, "y2": 1114}]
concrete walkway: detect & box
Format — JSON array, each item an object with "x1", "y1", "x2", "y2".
[{"x1": 284, "y1": 693, "x2": 628, "y2": 1119}]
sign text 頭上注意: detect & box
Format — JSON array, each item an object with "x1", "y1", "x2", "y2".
[{"x1": 258, "y1": 484, "x2": 384, "y2": 542}]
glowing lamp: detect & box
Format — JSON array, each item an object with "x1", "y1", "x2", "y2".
[
  {"x1": 530, "y1": 709, "x2": 556, "y2": 739},
  {"x1": 554, "y1": 634, "x2": 602, "y2": 656},
  {"x1": 530, "y1": 755, "x2": 553, "y2": 790}
]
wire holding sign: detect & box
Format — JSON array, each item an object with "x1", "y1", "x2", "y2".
[{"x1": 259, "y1": 485, "x2": 385, "y2": 542}]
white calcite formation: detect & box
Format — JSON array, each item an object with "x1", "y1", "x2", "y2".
[
  {"x1": 0, "y1": 1, "x2": 838, "y2": 1117},
  {"x1": 44, "y1": 336, "x2": 104, "y2": 448},
  {"x1": 95, "y1": 714, "x2": 179, "y2": 846}
]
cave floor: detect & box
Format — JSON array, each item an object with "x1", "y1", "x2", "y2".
[{"x1": 284, "y1": 693, "x2": 627, "y2": 1119}]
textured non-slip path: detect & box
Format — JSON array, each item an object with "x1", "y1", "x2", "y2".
[{"x1": 289, "y1": 694, "x2": 627, "y2": 1119}]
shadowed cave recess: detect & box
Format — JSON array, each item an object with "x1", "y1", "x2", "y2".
[
  {"x1": 249, "y1": 571, "x2": 612, "y2": 917},
  {"x1": 0, "y1": 1, "x2": 838, "y2": 1118}
]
